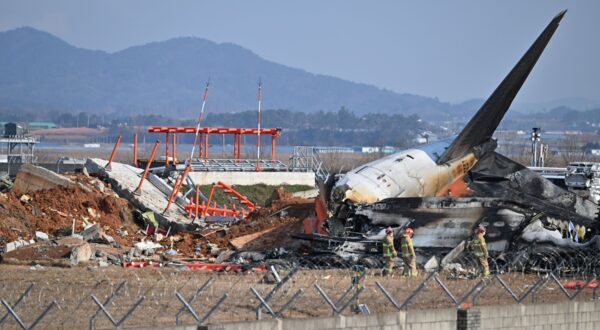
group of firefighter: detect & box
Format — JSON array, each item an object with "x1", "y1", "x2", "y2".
[{"x1": 382, "y1": 224, "x2": 489, "y2": 277}]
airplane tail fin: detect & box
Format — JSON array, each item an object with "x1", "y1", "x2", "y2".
[{"x1": 437, "y1": 10, "x2": 566, "y2": 165}]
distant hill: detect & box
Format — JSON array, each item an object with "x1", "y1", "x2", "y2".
[
  {"x1": 0, "y1": 27, "x2": 453, "y2": 118},
  {"x1": 496, "y1": 105, "x2": 600, "y2": 131}
]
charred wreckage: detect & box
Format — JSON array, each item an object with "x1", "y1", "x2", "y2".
[{"x1": 299, "y1": 10, "x2": 600, "y2": 274}]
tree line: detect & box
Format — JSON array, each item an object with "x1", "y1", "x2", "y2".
[{"x1": 0, "y1": 107, "x2": 429, "y2": 147}]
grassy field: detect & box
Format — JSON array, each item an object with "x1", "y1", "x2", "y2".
[{"x1": 191, "y1": 183, "x2": 314, "y2": 206}]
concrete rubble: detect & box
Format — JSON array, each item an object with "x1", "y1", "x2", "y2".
[
  {"x1": 85, "y1": 158, "x2": 190, "y2": 224},
  {"x1": 12, "y1": 163, "x2": 74, "y2": 195},
  {"x1": 0, "y1": 159, "x2": 315, "y2": 270}
]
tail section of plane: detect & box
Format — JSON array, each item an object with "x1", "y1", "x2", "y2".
[{"x1": 437, "y1": 10, "x2": 566, "y2": 165}]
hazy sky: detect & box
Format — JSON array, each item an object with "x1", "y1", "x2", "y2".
[{"x1": 0, "y1": 0, "x2": 598, "y2": 104}]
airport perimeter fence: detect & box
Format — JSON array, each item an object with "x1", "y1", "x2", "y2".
[{"x1": 2, "y1": 264, "x2": 600, "y2": 330}]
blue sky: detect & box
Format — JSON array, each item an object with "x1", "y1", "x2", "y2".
[{"x1": 0, "y1": 0, "x2": 598, "y2": 104}]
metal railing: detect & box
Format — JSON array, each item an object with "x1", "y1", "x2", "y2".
[{"x1": 289, "y1": 146, "x2": 329, "y2": 180}]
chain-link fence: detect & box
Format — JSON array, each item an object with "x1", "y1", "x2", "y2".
[{"x1": 1, "y1": 260, "x2": 600, "y2": 330}]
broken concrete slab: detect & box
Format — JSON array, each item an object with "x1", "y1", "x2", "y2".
[
  {"x1": 85, "y1": 158, "x2": 189, "y2": 224},
  {"x1": 82, "y1": 223, "x2": 101, "y2": 241},
  {"x1": 35, "y1": 231, "x2": 49, "y2": 241},
  {"x1": 147, "y1": 172, "x2": 189, "y2": 205},
  {"x1": 70, "y1": 242, "x2": 92, "y2": 265},
  {"x1": 12, "y1": 163, "x2": 75, "y2": 195},
  {"x1": 4, "y1": 239, "x2": 35, "y2": 253},
  {"x1": 441, "y1": 241, "x2": 466, "y2": 268},
  {"x1": 424, "y1": 256, "x2": 439, "y2": 272}
]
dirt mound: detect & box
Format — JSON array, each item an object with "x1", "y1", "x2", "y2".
[
  {"x1": 0, "y1": 184, "x2": 138, "y2": 247},
  {"x1": 2, "y1": 174, "x2": 316, "y2": 263},
  {"x1": 265, "y1": 187, "x2": 293, "y2": 206}
]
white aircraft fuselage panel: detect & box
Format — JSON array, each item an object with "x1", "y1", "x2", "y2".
[{"x1": 332, "y1": 148, "x2": 476, "y2": 204}]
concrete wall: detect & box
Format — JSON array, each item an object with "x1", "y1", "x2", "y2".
[
  {"x1": 196, "y1": 300, "x2": 600, "y2": 330},
  {"x1": 461, "y1": 300, "x2": 600, "y2": 330},
  {"x1": 189, "y1": 171, "x2": 315, "y2": 186},
  {"x1": 202, "y1": 308, "x2": 456, "y2": 330}
]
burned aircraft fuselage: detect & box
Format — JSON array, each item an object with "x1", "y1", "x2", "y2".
[
  {"x1": 353, "y1": 197, "x2": 528, "y2": 252},
  {"x1": 331, "y1": 139, "x2": 472, "y2": 205},
  {"x1": 320, "y1": 11, "x2": 600, "y2": 260},
  {"x1": 351, "y1": 196, "x2": 598, "y2": 252}
]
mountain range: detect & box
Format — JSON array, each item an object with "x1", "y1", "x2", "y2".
[
  {"x1": 0, "y1": 27, "x2": 452, "y2": 119},
  {"x1": 0, "y1": 27, "x2": 597, "y2": 122}
]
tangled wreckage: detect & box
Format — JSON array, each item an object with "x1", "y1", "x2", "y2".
[{"x1": 304, "y1": 10, "x2": 600, "y2": 273}]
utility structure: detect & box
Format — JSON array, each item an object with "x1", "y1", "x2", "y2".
[
  {"x1": 1, "y1": 123, "x2": 38, "y2": 174},
  {"x1": 147, "y1": 126, "x2": 282, "y2": 165},
  {"x1": 531, "y1": 127, "x2": 542, "y2": 167},
  {"x1": 256, "y1": 79, "x2": 263, "y2": 171}
]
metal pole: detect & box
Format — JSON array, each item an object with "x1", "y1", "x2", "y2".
[
  {"x1": 134, "y1": 140, "x2": 160, "y2": 194},
  {"x1": 133, "y1": 132, "x2": 138, "y2": 167},
  {"x1": 105, "y1": 134, "x2": 122, "y2": 171},
  {"x1": 250, "y1": 288, "x2": 276, "y2": 317},
  {"x1": 204, "y1": 133, "x2": 209, "y2": 160},
  {"x1": 203, "y1": 183, "x2": 217, "y2": 217},
  {"x1": 190, "y1": 81, "x2": 210, "y2": 162},
  {"x1": 256, "y1": 79, "x2": 262, "y2": 171},
  {"x1": 314, "y1": 284, "x2": 339, "y2": 315},
  {"x1": 195, "y1": 184, "x2": 200, "y2": 219},
  {"x1": 173, "y1": 133, "x2": 177, "y2": 164},
  {"x1": 0, "y1": 284, "x2": 33, "y2": 326},
  {"x1": 237, "y1": 134, "x2": 241, "y2": 162},
  {"x1": 200, "y1": 294, "x2": 228, "y2": 324},
  {"x1": 164, "y1": 164, "x2": 191, "y2": 213},
  {"x1": 271, "y1": 135, "x2": 275, "y2": 161},
  {"x1": 199, "y1": 133, "x2": 203, "y2": 160},
  {"x1": 165, "y1": 132, "x2": 170, "y2": 166},
  {"x1": 232, "y1": 134, "x2": 236, "y2": 160}
]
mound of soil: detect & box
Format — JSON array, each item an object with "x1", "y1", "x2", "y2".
[{"x1": 0, "y1": 184, "x2": 138, "y2": 247}]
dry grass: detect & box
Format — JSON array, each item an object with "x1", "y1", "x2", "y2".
[{"x1": 0, "y1": 265, "x2": 593, "y2": 329}]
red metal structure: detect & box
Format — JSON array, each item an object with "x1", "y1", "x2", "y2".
[
  {"x1": 185, "y1": 181, "x2": 256, "y2": 218},
  {"x1": 133, "y1": 133, "x2": 138, "y2": 167},
  {"x1": 134, "y1": 140, "x2": 160, "y2": 194},
  {"x1": 105, "y1": 134, "x2": 122, "y2": 170},
  {"x1": 148, "y1": 126, "x2": 282, "y2": 163}
]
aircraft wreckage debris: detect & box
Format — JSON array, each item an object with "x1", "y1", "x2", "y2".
[
  {"x1": 297, "y1": 10, "x2": 600, "y2": 275},
  {"x1": 0, "y1": 162, "x2": 314, "y2": 270},
  {"x1": 2, "y1": 10, "x2": 598, "y2": 279}
]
